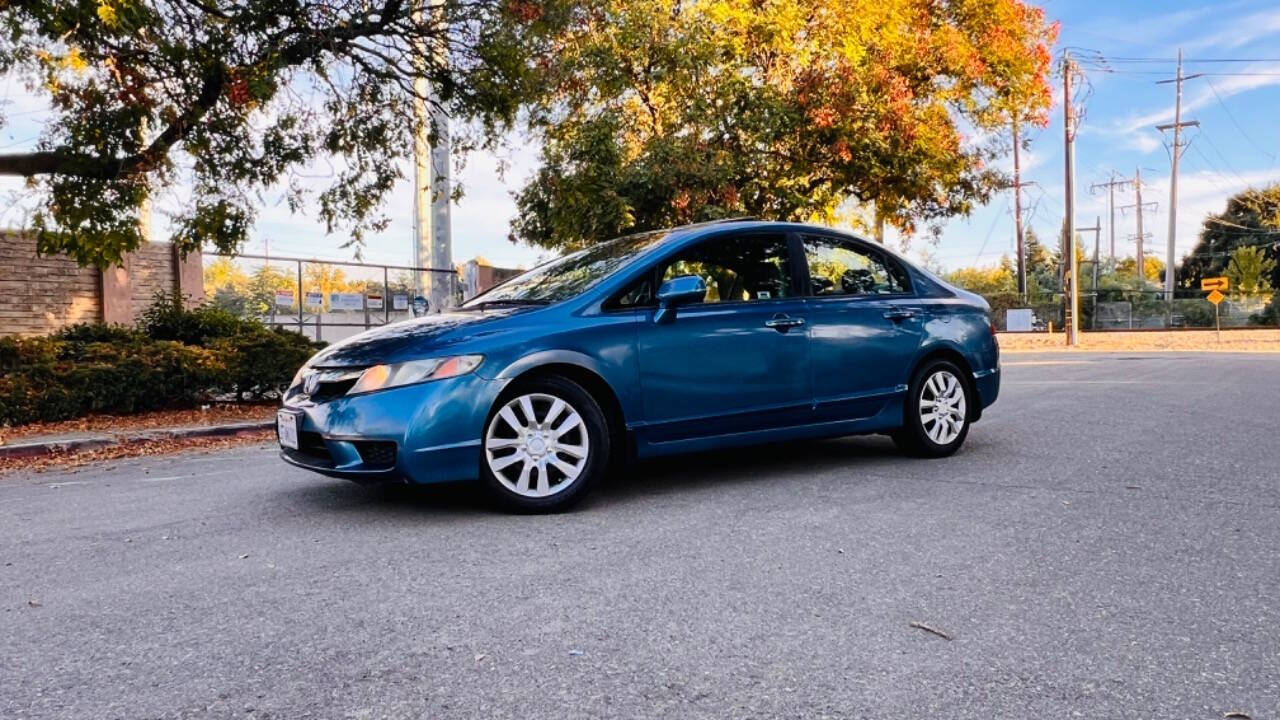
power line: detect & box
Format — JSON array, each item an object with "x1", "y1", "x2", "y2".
[{"x1": 1204, "y1": 79, "x2": 1277, "y2": 161}]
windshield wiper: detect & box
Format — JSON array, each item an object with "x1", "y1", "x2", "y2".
[{"x1": 463, "y1": 298, "x2": 552, "y2": 311}]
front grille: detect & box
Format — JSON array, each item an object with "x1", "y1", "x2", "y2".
[
  {"x1": 297, "y1": 431, "x2": 331, "y2": 461},
  {"x1": 354, "y1": 441, "x2": 397, "y2": 469}
]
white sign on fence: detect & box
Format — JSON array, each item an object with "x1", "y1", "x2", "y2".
[
  {"x1": 1006, "y1": 308, "x2": 1034, "y2": 333},
  {"x1": 393, "y1": 294, "x2": 409, "y2": 311},
  {"x1": 330, "y1": 292, "x2": 364, "y2": 311},
  {"x1": 304, "y1": 291, "x2": 323, "y2": 307},
  {"x1": 274, "y1": 290, "x2": 294, "y2": 307},
  {"x1": 366, "y1": 294, "x2": 383, "y2": 310}
]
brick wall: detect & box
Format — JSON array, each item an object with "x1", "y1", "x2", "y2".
[
  {"x1": 0, "y1": 230, "x2": 203, "y2": 337},
  {"x1": 0, "y1": 230, "x2": 102, "y2": 337},
  {"x1": 129, "y1": 242, "x2": 178, "y2": 319}
]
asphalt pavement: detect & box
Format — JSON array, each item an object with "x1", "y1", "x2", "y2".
[{"x1": 3, "y1": 352, "x2": 1279, "y2": 719}]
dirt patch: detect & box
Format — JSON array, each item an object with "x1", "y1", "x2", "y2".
[
  {"x1": 999, "y1": 328, "x2": 1280, "y2": 353},
  {"x1": 0, "y1": 430, "x2": 275, "y2": 474},
  {"x1": 1, "y1": 404, "x2": 277, "y2": 445}
]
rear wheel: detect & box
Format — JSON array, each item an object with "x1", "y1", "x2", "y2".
[
  {"x1": 891, "y1": 359, "x2": 971, "y2": 458},
  {"x1": 480, "y1": 376, "x2": 610, "y2": 513}
]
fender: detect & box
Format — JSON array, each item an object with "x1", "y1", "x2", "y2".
[{"x1": 490, "y1": 348, "x2": 610, "y2": 381}]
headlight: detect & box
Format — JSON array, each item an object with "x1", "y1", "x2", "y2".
[{"x1": 347, "y1": 355, "x2": 483, "y2": 395}]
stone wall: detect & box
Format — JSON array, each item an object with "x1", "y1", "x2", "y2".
[
  {"x1": 0, "y1": 230, "x2": 102, "y2": 337},
  {"x1": 0, "y1": 230, "x2": 204, "y2": 337}
]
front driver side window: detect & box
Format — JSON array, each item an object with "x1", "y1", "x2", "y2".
[
  {"x1": 660, "y1": 234, "x2": 792, "y2": 304},
  {"x1": 802, "y1": 235, "x2": 910, "y2": 296}
]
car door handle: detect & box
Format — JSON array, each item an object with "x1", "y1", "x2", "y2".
[
  {"x1": 883, "y1": 309, "x2": 916, "y2": 322},
  {"x1": 764, "y1": 315, "x2": 805, "y2": 331}
]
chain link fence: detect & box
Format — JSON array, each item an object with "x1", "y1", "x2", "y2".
[
  {"x1": 983, "y1": 290, "x2": 1280, "y2": 331},
  {"x1": 204, "y1": 253, "x2": 461, "y2": 343}
]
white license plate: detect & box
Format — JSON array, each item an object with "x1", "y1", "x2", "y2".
[{"x1": 277, "y1": 410, "x2": 300, "y2": 450}]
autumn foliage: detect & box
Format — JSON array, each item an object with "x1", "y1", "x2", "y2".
[{"x1": 513, "y1": 0, "x2": 1058, "y2": 250}]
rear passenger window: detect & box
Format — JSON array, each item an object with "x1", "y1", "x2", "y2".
[{"x1": 802, "y1": 235, "x2": 910, "y2": 296}]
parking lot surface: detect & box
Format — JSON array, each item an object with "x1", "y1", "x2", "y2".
[{"x1": 3, "y1": 353, "x2": 1278, "y2": 718}]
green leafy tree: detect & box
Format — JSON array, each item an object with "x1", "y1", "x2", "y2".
[
  {"x1": 511, "y1": 0, "x2": 1058, "y2": 251},
  {"x1": 0, "y1": 0, "x2": 567, "y2": 266},
  {"x1": 1177, "y1": 184, "x2": 1280, "y2": 291},
  {"x1": 945, "y1": 260, "x2": 1017, "y2": 296},
  {"x1": 1225, "y1": 245, "x2": 1276, "y2": 298}
]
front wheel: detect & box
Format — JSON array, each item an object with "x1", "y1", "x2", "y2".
[
  {"x1": 891, "y1": 360, "x2": 971, "y2": 458},
  {"x1": 480, "y1": 376, "x2": 610, "y2": 513}
]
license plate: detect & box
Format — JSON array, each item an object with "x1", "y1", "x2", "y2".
[{"x1": 277, "y1": 410, "x2": 300, "y2": 450}]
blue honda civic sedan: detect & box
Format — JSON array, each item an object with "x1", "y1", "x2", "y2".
[{"x1": 278, "y1": 220, "x2": 999, "y2": 512}]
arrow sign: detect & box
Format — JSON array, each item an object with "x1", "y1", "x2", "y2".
[{"x1": 1201, "y1": 276, "x2": 1229, "y2": 291}]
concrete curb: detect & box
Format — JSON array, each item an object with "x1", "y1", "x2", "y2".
[{"x1": 0, "y1": 420, "x2": 275, "y2": 460}]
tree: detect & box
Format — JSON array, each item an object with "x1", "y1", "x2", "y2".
[
  {"x1": 1177, "y1": 184, "x2": 1280, "y2": 291},
  {"x1": 0, "y1": 0, "x2": 566, "y2": 266},
  {"x1": 945, "y1": 260, "x2": 1017, "y2": 296},
  {"x1": 1225, "y1": 245, "x2": 1276, "y2": 298},
  {"x1": 1024, "y1": 227, "x2": 1059, "y2": 295},
  {"x1": 511, "y1": 0, "x2": 1058, "y2": 251},
  {"x1": 1115, "y1": 255, "x2": 1164, "y2": 285},
  {"x1": 203, "y1": 256, "x2": 248, "y2": 297}
]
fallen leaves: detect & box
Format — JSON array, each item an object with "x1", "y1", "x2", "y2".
[
  {"x1": 0, "y1": 430, "x2": 274, "y2": 475},
  {"x1": 2, "y1": 404, "x2": 277, "y2": 445}
]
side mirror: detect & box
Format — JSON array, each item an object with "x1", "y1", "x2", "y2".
[{"x1": 654, "y1": 275, "x2": 706, "y2": 324}]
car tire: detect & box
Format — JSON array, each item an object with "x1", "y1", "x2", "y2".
[
  {"x1": 479, "y1": 375, "x2": 611, "y2": 513},
  {"x1": 891, "y1": 359, "x2": 972, "y2": 458}
]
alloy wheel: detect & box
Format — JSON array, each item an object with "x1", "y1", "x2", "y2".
[{"x1": 919, "y1": 370, "x2": 966, "y2": 445}]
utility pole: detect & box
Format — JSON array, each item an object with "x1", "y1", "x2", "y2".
[
  {"x1": 1062, "y1": 53, "x2": 1080, "y2": 346},
  {"x1": 1012, "y1": 119, "x2": 1028, "y2": 298},
  {"x1": 1091, "y1": 173, "x2": 1129, "y2": 264},
  {"x1": 1118, "y1": 168, "x2": 1157, "y2": 284},
  {"x1": 1156, "y1": 48, "x2": 1202, "y2": 300},
  {"x1": 411, "y1": 0, "x2": 453, "y2": 312}
]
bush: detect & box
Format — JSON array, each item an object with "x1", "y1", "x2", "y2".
[
  {"x1": 0, "y1": 295, "x2": 323, "y2": 426},
  {"x1": 138, "y1": 290, "x2": 258, "y2": 345},
  {"x1": 54, "y1": 323, "x2": 147, "y2": 344},
  {"x1": 211, "y1": 328, "x2": 316, "y2": 400}
]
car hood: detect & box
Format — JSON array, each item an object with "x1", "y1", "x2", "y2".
[{"x1": 307, "y1": 308, "x2": 525, "y2": 367}]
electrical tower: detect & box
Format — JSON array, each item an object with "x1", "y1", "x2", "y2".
[
  {"x1": 1118, "y1": 168, "x2": 1158, "y2": 284},
  {"x1": 1090, "y1": 173, "x2": 1130, "y2": 264}
]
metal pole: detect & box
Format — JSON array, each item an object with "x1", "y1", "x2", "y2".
[
  {"x1": 1013, "y1": 119, "x2": 1027, "y2": 298},
  {"x1": 1135, "y1": 167, "x2": 1145, "y2": 283},
  {"x1": 1165, "y1": 49, "x2": 1183, "y2": 302},
  {"x1": 383, "y1": 266, "x2": 390, "y2": 325},
  {"x1": 1062, "y1": 54, "x2": 1079, "y2": 346},
  {"x1": 296, "y1": 260, "x2": 304, "y2": 335}
]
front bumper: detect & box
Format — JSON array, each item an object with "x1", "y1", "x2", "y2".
[{"x1": 278, "y1": 372, "x2": 505, "y2": 485}]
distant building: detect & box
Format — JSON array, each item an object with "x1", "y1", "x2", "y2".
[{"x1": 458, "y1": 257, "x2": 523, "y2": 300}]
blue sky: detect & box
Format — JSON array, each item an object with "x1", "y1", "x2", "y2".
[{"x1": 3, "y1": 0, "x2": 1280, "y2": 272}]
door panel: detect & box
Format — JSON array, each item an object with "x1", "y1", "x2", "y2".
[
  {"x1": 634, "y1": 233, "x2": 812, "y2": 442},
  {"x1": 800, "y1": 235, "x2": 925, "y2": 420}
]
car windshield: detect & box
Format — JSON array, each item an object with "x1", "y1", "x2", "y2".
[{"x1": 461, "y1": 231, "x2": 668, "y2": 307}]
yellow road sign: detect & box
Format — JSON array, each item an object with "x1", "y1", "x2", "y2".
[
  {"x1": 1207, "y1": 289, "x2": 1226, "y2": 305},
  {"x1": 1201, "y1": 276, "x2": 1229, "y2": 291}
]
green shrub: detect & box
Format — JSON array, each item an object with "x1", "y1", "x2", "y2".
[
  {"x1": 0, "y1": 307, "x2": 320, "y2": 425},
  {"x1": 211, "y1": 328, "x2": 316, "y2": 400},
  {"x1": 53, "y1": 323, "x2": 146, "y2": 344},
  {"x1": 138, "y1": 290, "x2": 258, "y2": 345}
]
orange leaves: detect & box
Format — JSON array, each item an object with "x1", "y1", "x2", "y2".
[{"x1": 507, "y1": 0, "x2": 544, "y2": 24}]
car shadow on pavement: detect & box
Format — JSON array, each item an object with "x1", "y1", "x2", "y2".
[
  {"x1": 292, "y1": 433, "x2": 911, "y2": 516},
  {"x1": 590, "y1": 434, "x2": 905, "y2": 507}
]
